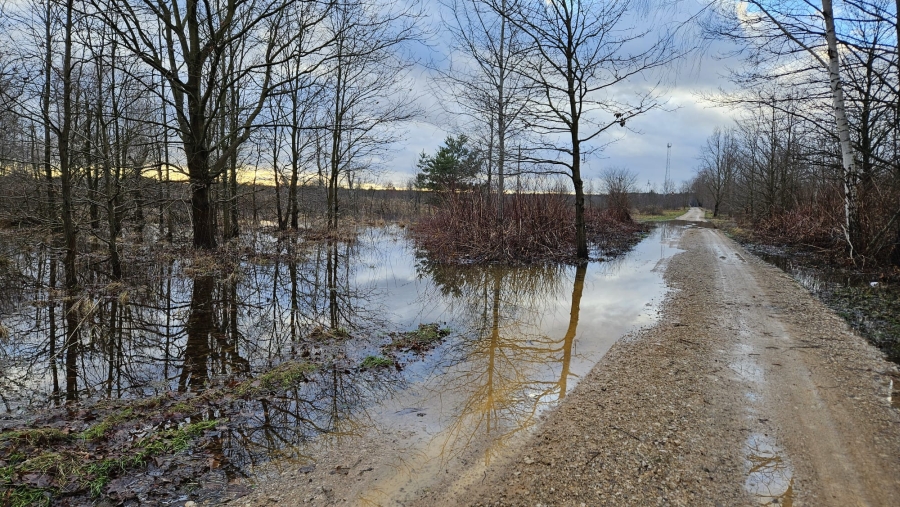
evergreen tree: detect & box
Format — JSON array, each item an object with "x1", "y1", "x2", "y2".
[{"x1": 415, "y1": 135, "x2": 481, "y2": 192}]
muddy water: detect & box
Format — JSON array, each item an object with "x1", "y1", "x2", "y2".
[{"x1": 0, "y1": 223, "x2": 685, "y2": 502}]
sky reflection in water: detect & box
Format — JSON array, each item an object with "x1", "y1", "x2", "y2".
[{"x1": 0, "y1": 223, "x2": 685, "y2": 498}]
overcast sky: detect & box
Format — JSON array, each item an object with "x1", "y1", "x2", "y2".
[{"x1": 376, "y1": 0, "x2": 743, "y2": 191}]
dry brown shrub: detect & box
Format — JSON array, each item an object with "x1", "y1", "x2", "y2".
[{"x1": 413, "y1": 191, "x2": 645, "y2": 264}]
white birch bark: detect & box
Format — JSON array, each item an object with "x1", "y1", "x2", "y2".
[{"x1": 821, "y1": 0, "x2": 860, "y2": 257}]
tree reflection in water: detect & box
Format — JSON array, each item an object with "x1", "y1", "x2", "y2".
[
  {"x1": 0, "y1": 231, "x2": 409, "y2": 487},
  {"x1": 0, "y1": 225, "x2": 676, "y2": 499},
  {"x1": 414, "y1": 261, "x2": 587, "y2": 465}
]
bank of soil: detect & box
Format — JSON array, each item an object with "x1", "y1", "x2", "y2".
[{"x1": 247, "y1": 209, "x2": 900, "y2": 506}]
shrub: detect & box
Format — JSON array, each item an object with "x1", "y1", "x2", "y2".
[{"x1": 413, "y1": 190, "x2": 646, "y2": 263}]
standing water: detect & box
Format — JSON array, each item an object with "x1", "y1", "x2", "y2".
[{"x1": 0, "y1": 222, "x2": 686, "y2": 503}]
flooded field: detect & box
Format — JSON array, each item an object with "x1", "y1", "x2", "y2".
[{"x1": 0, "y1": 223, "x2": 685, "y2": 504}]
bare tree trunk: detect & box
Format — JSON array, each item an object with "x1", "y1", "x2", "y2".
[
  {"x1": 496, "y1": 5, "x2": 507, "y2": 224},
  {"x1": 84, "y1": 111, "x2": 100, "y2": 232},
  {"x1": 227, "y1": 83, "x2": 240, "y2": 240},
  {"x1": 571, "y1": 94, "x2": 587, "y2": 259},
  {"x1": 103, "y1": 156, "x2": 122, "y2": 279},
  {"x1": 486, "y1": 119, "x2": 493, "y2": 192},
  {"x1": 289, "y1": 87, "x2": 301, "y2": 230},
  {"x1": 59, "y1": 0, "x2": 79, "y2": 403},
  {"x1": 328, "y1": 49, "x2": 344, "y2": 232},
  {"x1": 41, "y1": 2, "x2": 55, "y2": 229},
  {"x1": 822, "y1": 0, "x2": 861, "y2": 258},
  {"x1": 103, "y1": 39, "x2": 123, "y2": 280},
  {"x1": 273, "y1": 123, "x2": 286, "y2": 230},
  {"x1": 892, "y1": 0, "x2": 900, "y2": 266}
]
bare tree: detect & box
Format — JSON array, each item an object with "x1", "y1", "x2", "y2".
[
  {"x1": 442, "y1": 0, "x2": 531, "y2": 221},
  {"x1": 488, "y1": 0, "x2": 681, "y2": 259},
  {"x1": 90, "y1": 0, "x2": 334, "y2": 248},
  {"x1": 697, "y1": 127, "x2": 738, "y2": 217},
  {"x1": 320, "y1": 0, "x2": 421, "y2": 231},
  {"x1": 704, "y1": 0, "x2": 900, "y2": 258},
  {"x1": 601, "y1": 166, "x2": 637, "y2": 222}
]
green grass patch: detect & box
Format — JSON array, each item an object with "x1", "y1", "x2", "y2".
[
  {"x1": 386, "y1": 323, "x2": 451, "y2": 352},
  {"x1": 235, "y1": 361, "x2": 317, "y2": 397},
  {"x1": 77, "y1": 408, "x2": 134, "y2": 441},
  {"x1": 1, "y1": 485, "x2": 50, "y2": 507},
  {"x1": 633, "y1": 207, "x2": 688, "y2": 222},
  {"x1": 0, "y1": 419, "x2": 220, "y2": 504},
  {"x1": 360, "y1": 355, "x2": 393, "y2": 369},
  {"x1": 0, "y1": 428, "x2": 69, "y2": 446}
]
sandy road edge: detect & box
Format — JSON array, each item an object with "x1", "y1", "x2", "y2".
[{"x1": 451, "y1": 224, "x2": 900, "y2": 507}]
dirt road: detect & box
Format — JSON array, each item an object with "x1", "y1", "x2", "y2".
[
  {"x1": 454, "y1": 208, "x2": 900, "y2": 506},
  {"x1": 246, "y1": 209, "x2": 900, "y2": 506}
]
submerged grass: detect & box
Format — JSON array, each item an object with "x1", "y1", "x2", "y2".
[
  {"x1": 386, "y1": 323, "x2": 451, "y2": 352},
  {"x1": 0, "y1": 361, "x2": 317, "y2": 505},
  {"x1": 234, "y1": 360, "x2": 317, "y2": 396},
  {"x1": 360, "y1": 355, "x2": 393, "y2": 369},
  {"x1": 830, "y1": 284, "x2": 900, "y2": 363}
]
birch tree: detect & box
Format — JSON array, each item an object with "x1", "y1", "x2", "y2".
[{"x1": 706, "y1": 0, "x2": 897, "y2": 258}]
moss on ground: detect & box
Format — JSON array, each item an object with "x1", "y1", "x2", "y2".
[{"x1": 234, "y1": 360, "x2": 317, "y2": 396}]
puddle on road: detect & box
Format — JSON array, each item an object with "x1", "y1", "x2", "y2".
[
  {"x1": 745, "y1": 433, "x2": 794, "y2": 506},
  {"x1": 0, "y1": 222, "x2": 686, "y2": 503},
  {"x1": 729, "y1": 344, "x2": 765, "y2": 384}
]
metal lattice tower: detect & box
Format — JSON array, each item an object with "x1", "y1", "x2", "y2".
[{"x1": 665, "y1": 143, "x2": 672, "y2": 193}]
